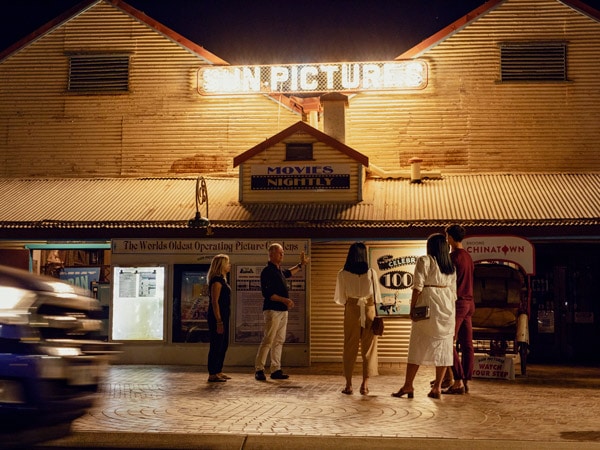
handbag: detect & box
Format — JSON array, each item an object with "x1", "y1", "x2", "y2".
[
  {"x1": 412, "y1": 305, "x2": 430, "y2": 321},
  {"x1": 370, "y1": 271, "x2": 384, "y2": 335},
  {"x1": 371, "y1": 316, "x2": 384, "y2": 336}
]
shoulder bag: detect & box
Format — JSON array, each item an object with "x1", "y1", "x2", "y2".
[{"x1": 370, "y1": 270, "x2": 384, "y2": 335}]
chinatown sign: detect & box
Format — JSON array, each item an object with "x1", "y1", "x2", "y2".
[
  {"x1": 463, "y1": 235, "x2": 535, "y2": 275},
  {"x1": 197, "y1": 60, "x2": 428, "y2": 95}
]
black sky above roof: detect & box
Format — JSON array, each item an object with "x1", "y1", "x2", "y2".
[{"x1": 3, "y1": 0, "x2": 600, "y2": 64}]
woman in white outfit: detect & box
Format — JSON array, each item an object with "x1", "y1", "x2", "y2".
[
  {"x1": 392, "y1": 233, "x2": 457, "y2": 399},
  {"x1": 334, "y1": 242, "x2": 382, "y2": 395}
]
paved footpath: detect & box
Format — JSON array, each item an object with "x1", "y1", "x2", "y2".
[{"x1": 36, "y1": 363, "x2": 600, "y2": 449}]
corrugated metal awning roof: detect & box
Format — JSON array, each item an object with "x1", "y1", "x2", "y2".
[{"x1": 0, "y1": 174, "x2": 599, "y2": 236}]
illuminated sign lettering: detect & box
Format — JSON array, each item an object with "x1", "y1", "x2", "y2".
[
  {"x1": 197, "y1": 60, "x2": 428, "y2": 95},
  {"x1": 250, "y1": 164, "x2": 351, "y2": 190}
]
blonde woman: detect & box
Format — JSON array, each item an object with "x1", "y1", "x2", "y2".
[{"x1": 207, "y1": 254, "x2": 232, "y2": 382}]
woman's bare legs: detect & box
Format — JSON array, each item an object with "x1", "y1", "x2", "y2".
[
  {"x1": 392, "y1": 362, "x2": 418, "y2": 397},
  {"x1": 360, "y1": 376, "x2": 369, "y2": 395},
  {"x1": 429, "y1": 366, "x2": 447, "y2": 397}
]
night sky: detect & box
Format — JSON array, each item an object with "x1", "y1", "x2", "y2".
[{"x1": 3, "y1": 0, "x2": 600, "y2": 63}]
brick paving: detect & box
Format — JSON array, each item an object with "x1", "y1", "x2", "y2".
[{"x1": 69, "y1": 363, "x2": 600, "y2": 445}]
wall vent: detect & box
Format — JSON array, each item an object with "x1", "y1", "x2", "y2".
[
  {"x1": 68, "y1": 54, "x2": 130, "y2": 92},
  {"x1": 500, "y1": 42, "x2": 566, "y2": 82}
]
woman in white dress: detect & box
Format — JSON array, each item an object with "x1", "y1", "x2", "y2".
[
  {"x1": 334, "y1": 242, "x2": 382, "y2": 395},
  {"x1": 392, "y1": 233, "x2": 457, "y2": 399}
]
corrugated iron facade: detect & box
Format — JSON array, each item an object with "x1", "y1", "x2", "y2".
[
  {"x1": 0, "y1": 2, "x2": 299, "y2": 179},
  {"x1": 310, "y1": 241, "x2": 413, "y2": 362},
  {"x1": 0, "y1": 0, "x2": 599, "y2": 365},
  {"x1": 344, "y1": 0, "x2": 600, "y2": 174},
  {"x1": 2, "y1": 0, "x2": 600, "y2": 180},
  {"x1": 0, "y1": 173, "x2": 598, "y2": 230}
]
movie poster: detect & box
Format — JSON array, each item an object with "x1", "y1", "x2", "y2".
[{"x1": 369, "y1": 242, "x2": 426, "y2": 317}]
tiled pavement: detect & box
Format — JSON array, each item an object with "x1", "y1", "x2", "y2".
[{"x1": 37, "y1": 362, "x2": 600, "y2": 449}]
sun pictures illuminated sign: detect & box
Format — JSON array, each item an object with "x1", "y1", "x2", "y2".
[{"x1": 197, "y1": 60, "x2": 428, "y2": 95}]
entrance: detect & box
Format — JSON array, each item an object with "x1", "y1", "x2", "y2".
[{"x1": 530, "y1": 242, "x2": 600, "y2": 364}]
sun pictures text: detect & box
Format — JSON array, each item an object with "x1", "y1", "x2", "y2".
[{"x1": 197, "y1": 60, "x2": 428, "y2": 95}]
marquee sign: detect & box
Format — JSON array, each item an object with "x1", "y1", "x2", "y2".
[
  {"x1": 250, "y1": 164, "x2": 350, "y2": 190},
  {"x1": 197, "y1": 60, "x2": 428, "y2": 95}
]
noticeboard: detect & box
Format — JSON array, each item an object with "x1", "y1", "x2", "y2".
[{"x1": 111, "y1": 265, "x2": 165, "y2": 341}]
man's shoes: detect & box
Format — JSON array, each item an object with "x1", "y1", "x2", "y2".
[
  {"x1": 270, "y1": 370, "x2": 289, "y2": 380},
  {"x1": 255, "y1": 370, "x2": 266, "y2": 381},
  {"x1": 207, "y1": 375, "x2": 226, "y2": 383},
  {"x1": 442, "y1": 386, "x2": 466, "y2": 395}
]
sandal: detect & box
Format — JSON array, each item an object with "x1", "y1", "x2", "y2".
[
  {"x1": 341, "y1": 387, "x2": 354, "y2": 395},
  {"x1": 360, "y1": 384, "x2": 369, "y2": 395}
]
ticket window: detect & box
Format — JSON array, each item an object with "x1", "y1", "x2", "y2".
[{"x1": 172, "y1": 264, "x2": 211, "y2": 343}]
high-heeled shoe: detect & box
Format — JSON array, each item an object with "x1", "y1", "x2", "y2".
[
  {"x1": 391, "y1": 389, "x2": 414, "y2": 398},
  {"x1": 427, "y1": 391, "x2": 441, "y2": 399}
]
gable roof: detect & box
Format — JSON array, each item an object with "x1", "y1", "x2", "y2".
[
  {"x1": 0, "y1": 0, "x2": 228, "y2": 64},
  {"x1": 233, "y1": 121, "x2": 369, "y2": 168},
  {"x1": 397, "y1": 0, "x2": 600, "y2": 59}
]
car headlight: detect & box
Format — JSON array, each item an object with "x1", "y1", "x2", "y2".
[{"x1": 0, "y1": 286, "x2": 36, "y2": 310}]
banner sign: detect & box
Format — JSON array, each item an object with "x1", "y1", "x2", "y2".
[
  {"x1": 197, "y1": 60, "x2": 428, "y2": 95},
  {"x1": 112, "y1": 239, "x2": 307, "y2": 255},
  {"x1": 463, "y1": 235, "x2": 535, "y2": 275}
]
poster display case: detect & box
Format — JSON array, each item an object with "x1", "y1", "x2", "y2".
[
  {"x1": 234, "y1": 264, "x2": 307, "y2": 344},
  {"x1": 111, "y1": 265, "x2": 165, "y2": 341},
  {"x1": 172, "y1": 264, "x2": 210, "y2": 343}
]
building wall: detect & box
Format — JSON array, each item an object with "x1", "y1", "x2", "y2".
[
  {"x1": 310, "y1": 241, "x2": 412, "y2": 362},
  {"x1": 344, "y1": 0, "x2": 600, "y2": 173},
  {"x1": 238, "y1": 132, "x2": 365, "y2": 203},
  {"x1": 3, "y1": 0, "x2": 599, "y2": 179},
  {"x1": 0, "y1": 2, "x2": 299, "y2": 178}
]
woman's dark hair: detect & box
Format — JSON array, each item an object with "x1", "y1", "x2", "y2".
[
  {"x1": 427, "y1": 233, "x2": 455, "y2": 275},
  {"x1": 343, "y1": 242, "x2": 369, "y2": 275}
]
